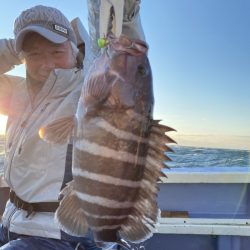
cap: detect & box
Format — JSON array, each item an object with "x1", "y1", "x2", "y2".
[{"x1": 14, "y1": 5, "x2": 77, "y2": 53}]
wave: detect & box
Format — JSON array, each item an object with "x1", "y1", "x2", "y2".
[{"x1": 166, "y1": 145, "x2": 250, "y2": 168}]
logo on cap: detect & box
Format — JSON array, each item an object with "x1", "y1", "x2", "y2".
[{"x1": 53, "y1": 24, "x2": 68, "y2": 36}]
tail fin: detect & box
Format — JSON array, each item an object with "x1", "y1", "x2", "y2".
[
  {"x1": 55, "y1": 182, "x2": 89, "y2": 236},
  {"x1": 119, "y1": 120, "x2": 176, "y2": 243},
  {"x1": 39, "y1": 116, "x2": 75, "y2": 144}
]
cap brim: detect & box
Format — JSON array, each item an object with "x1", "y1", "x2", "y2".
[{"x1": 15, "y1": 25, "x2": 68, "y2": 53}]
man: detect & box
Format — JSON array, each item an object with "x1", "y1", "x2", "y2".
[
  {"x1": 0, "y1": 5, "x2": 101, "y2": 250},
  {"x1": 0, "y1": 2, "x2": 146, "y2": 249}
]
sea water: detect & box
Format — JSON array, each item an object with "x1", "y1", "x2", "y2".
[
  {"x1": 0, "y1": 137, "x2": 250, "y2": 175},
  {"x1": 166, "y1": 145, "x2": 250, "y2": 168}
]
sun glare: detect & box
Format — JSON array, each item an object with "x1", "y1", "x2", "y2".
[{"x1": 0, "y1": 114, "x2": 8, "y2": 135}]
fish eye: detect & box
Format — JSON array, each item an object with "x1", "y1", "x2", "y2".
[{"x1": 137, "y1": 65, "x2": 147, "y2": 77}]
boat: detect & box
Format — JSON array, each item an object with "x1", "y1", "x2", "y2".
[
  {"x1": 135, "y1": 166, "x2": 250, "y2": 250},
  {"x1": 1, "y1": 166, "x2": 250, "y2": 249}
]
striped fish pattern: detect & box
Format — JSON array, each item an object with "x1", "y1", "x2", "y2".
[{"x1": 42, "y1": 35, "x2": 175, "y2": 244}]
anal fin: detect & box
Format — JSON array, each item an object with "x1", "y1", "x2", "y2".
[{"x1": 55, "y1": 183, "x2": 88, "y2": 236}]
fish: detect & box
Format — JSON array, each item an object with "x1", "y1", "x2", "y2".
[{"x1": 40, "y1": 34, "x2": 176, "y2": 246}]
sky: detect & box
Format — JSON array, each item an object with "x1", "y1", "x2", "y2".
[{"x1": 0, "y1": 0, "x2": 250, "y2": 149}]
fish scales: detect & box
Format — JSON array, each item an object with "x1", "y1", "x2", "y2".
[
  {"x1": 74, "y1": 176, "x2": 139, "y2": 202},
  {"x1": 78, "y1": 200, "x2": 132, "y2": 217},
  {"x1": 77, "y1": 118, "x2": 148, "y2": 156},
  {"x1": 74, "y1": 148, "x2": 143, "y2": 181},
  {"x1": 41, "y1": 34, "x2": 175, "y2": 245}
]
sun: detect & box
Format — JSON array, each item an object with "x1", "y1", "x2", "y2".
[{"x1": 0, "y1": 114, "x2": 8, "y2": 135}]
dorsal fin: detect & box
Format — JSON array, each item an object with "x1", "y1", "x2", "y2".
[
  {"x1": 119, "y1": 119, "x2": 176, "y2": 242},
  {"x1": 149, "y1": 140, "x2": 175, "y2": 153},
  {"x1": 149, "y1": 132, "x2": 177, "y2": 145},
  {"x1": 149, "y1": 143, "x2": 174, "y2": 157},
  {"x1": 150, "y1": 120, "x2": 176, "y2": 132},
  {"x1": 148, "y1": 148, "x2": 172, "y2": 162}
]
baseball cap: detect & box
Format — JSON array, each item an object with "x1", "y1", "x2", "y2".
[{"x1": 14, "y1": 5, "x2": 77, "y2": 53}]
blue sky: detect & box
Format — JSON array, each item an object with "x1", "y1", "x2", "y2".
[{"x1": 0, "y1": 0, "x2": 250, "y2": 149}]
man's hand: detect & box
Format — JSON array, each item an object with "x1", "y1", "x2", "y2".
[
  {"x1": 99, "y1": 0, "x2": 124, "y2": 38},
  {"x1": 99, "y1": 0, "x2": 145, "y2": 41}
]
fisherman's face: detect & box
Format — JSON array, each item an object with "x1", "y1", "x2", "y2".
[{"x1": 22, "y1": 33, "x2": 76, "y2": 84}]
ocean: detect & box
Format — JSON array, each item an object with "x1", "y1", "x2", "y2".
[
  {"x1": 166, "y1": 145, "x2": 250, "y2": 168},
  {"x1": 0, "y1": 137, "x2": 250, "y2": 175}
]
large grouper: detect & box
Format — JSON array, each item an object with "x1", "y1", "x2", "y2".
[{"x1": 40, "y1": 34, "x2": 175, "y2": 246}]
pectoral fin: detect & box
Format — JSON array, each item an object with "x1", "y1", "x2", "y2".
[{"x1": 39, "y1": 116, "x2": 76, "y2": 144}]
